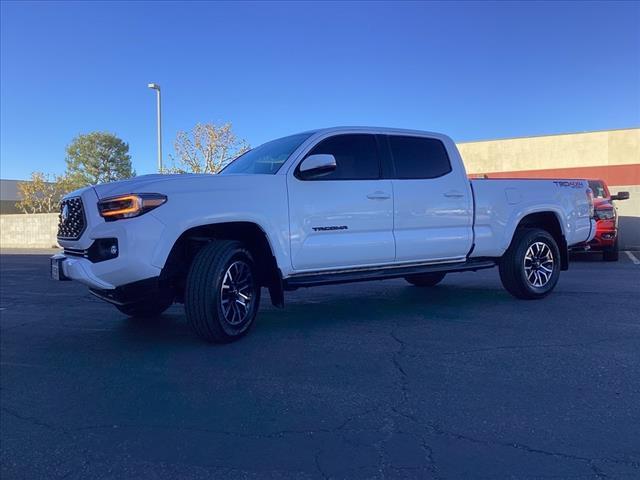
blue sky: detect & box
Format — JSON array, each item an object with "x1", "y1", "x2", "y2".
[{"x1": 1, "y1": 1, "x2": 639, "y2": 180}]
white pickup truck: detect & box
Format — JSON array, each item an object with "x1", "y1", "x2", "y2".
[{"x1": 51, "y1": 127, "x2": 596, "y2": 343}]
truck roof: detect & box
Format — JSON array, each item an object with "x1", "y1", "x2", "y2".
[{"x1": 305, "y1": 126, "x2": 448, "y2": 139}]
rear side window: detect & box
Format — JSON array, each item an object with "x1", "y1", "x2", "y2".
[
  {"x1": 302, "y1": 134, "x2": 379, "y2": 180},
  {"x1": 388, "y1": 136, "x2": 452, "y2": 179}
]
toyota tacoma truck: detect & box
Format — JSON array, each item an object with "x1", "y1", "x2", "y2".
[
  {"x1": 584, "y1": 179, "x2": 629, "y2": 261},
  {"x1": 51, "y1": 127, "x2": 596, "y2": 343}
]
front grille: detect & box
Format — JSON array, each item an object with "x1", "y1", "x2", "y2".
[
  {"x1": 63, "y1": 247, "x2": 87, "y2": 258},
  {"x1": 57, "y1": 197, "x2": 86, "y2": 240}
]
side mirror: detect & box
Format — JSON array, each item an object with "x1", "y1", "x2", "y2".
[
  {"x1": 298, "y1": 154, "x2": 336, "y2": 179},
  {"x1": 611, "y1": 191, "x2": 630, "y2": 201}
]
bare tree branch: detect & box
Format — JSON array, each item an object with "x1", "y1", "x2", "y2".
[{"x1": 169, "y1": 122, "x2": 249, "y2": 174}]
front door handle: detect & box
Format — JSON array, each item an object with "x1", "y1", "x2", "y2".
[
  {"x1": 367, "y1": 191, "x2": 391, "y2": 200},
  {"x1": 444, "y1": 190, "x2": 464, "y2": 198}
]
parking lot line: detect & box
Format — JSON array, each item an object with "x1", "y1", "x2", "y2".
[{"x1": 625, "y1": 251, "x2": 640, "y2": 265}]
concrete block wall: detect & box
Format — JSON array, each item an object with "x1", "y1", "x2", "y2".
[{"x1": 0, "y1": 213, "x2": 60, "y2": 249}]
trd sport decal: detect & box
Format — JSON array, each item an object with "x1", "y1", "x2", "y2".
[
  {"x1": 312, "y1": 225, "x2": 349, "y2": 232},
  {"x1": 553, "y1": 180, "x2": 585, "y2": 188}
]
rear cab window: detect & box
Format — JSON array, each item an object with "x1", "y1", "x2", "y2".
[{"x1": 386, "y1": 135, "x2": 452, "y2": 179}]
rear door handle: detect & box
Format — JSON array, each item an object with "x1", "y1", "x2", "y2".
[
  {"x1": 367, "y1": 191, "x2": 391, "y2": 200},
  {"x1": 444, "y1": 191, "x2": 464, "y2": 198}
]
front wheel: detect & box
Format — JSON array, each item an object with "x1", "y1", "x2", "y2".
[
  {"x1": 185, "y1": 240, "x2": 261, "y2": 343},
  {"x1": 499, "y1": 228, "x2": 560, "y2": 300}
]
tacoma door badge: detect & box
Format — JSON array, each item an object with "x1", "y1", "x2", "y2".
[{"x1": 312, "y1": 225, "x2": 348, "y2": 232}]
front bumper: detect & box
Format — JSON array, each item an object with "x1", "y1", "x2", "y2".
[
  {"x1": 588, "y1": 232, "x2": 617, "y2": 250},
  {"x1": 51, "y1": 253, "x2": 168, "y2": 306},
  {"x1": 51, "y1": 188, "x2": 166, "y2": 290},
  {"x1": 51, "y1": 253, "x2": 115, "y2": 289}
]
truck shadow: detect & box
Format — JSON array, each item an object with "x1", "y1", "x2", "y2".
[
  {"x1": 117, "y1": 282, "x2": 513, "y2": 345},
  {"x1": 256, "y1": 283, "x2": 512, "y2": 332},
  {"x1": 569, "y1": 251, "x2": 608, "y2": 263}
]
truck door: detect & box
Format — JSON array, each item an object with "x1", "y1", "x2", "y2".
[
  {"x1": 386, "y1": 134, "x2": 474, "y2": 263},
  {"x1": 287, "y1": 133, "x2": 395, "y2": 271}
]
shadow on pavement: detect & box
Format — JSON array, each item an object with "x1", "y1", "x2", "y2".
[
  {"x1": 114, "y1": 282, "x2": 513, "y2": 346},
  {"x1": 569, "y1": 251, "x2": 608, "y2": 263}
]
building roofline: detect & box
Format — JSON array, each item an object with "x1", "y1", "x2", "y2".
[{"x1": 456, "y1": 126, "x2": 640, "y2": 145}]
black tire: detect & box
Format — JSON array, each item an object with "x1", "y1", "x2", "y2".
[
  {"x1": 185, "y1": 240, "x2": 260, "y2": 343},
  {"x1": 603, "y1": 238, "x2": 619, "y2": 262},
  {"x1": 405, "y1": 272, "x2": 446, "y2": 287},
  {"x1": 499, "y1": 228, "x2": 561, "y2": 300},
  {"x1": 116, "y1": 297, "x2": 173, "y2": 318}
]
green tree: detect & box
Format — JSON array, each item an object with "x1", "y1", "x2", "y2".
[
  {"x1": 169, "y1": 122, "x2": 249, "y2": 174},
  {"x1": 65, "y1": 132, "x2": 135, "y2": 185},
  {"x1": 16, "y1": 172, "x2": 71, "y2": 214}
]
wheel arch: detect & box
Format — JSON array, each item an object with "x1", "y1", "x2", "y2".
[
  {"x1": 511, "y1": 210, "x2": 569, "y2": 270},
  {"x1": 159, "y1": 221, "x2": 284, "y2": 307}
]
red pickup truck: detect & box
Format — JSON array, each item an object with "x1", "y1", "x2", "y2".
[{"x1": 586, "y1": 180, "x2": 630, "y2": 261}]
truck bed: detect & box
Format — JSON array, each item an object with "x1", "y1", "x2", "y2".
[{"x1": 469, "y1": 178, "x2": 593, "y2": 258}]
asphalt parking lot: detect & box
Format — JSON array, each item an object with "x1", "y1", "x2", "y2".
[{"x1": 1, "y1": 251, "x2": 639, "y2": 479}]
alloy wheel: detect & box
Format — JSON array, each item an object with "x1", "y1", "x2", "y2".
[
  {"x1": 523, "y1": 241, "x2": 554, "y2": 287},
  {"x1": 220, "y1": 260, "x2": 254, "y2": 325}
]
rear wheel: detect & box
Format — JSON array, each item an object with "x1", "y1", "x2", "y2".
[
  {"x1": 185, "y1": 240, "x2": 260, "y2": 343},
  {"x1": 405, "y1": 272, "x2": 446, "y2": 287},
  {"x1": 499, "y1": 228, "x2": 560, "y2": 300},
  {"x1": 116, "y1": 297, "x2": 173, "y2": 318},
  {"x1": 603, "y1": 238, "x2": 619, "y2": 262}
]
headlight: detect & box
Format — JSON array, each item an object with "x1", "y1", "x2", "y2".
[
  {"x1": 594, "y1": 208, "x2": 615, "y2": 220},
  {"x1": 98, "y1": 193, "x2": 167, "y2": 221}
]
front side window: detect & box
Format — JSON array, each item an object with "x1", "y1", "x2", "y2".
[
  {"x1": 300, "y1": 134, "x2": 379, "y2": 180},
  {"x1": 388, "y1": 135, "x2": 452, "y2": 179},
  {"x1": 221, "y1": 133, "x2": 313, "y2": 175}
]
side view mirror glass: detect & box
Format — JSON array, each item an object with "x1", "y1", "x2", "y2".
[
  {"x1": 611, "y1": 191, "x2": 630, "y2": 201},
  {"x1": 299, "y1": 154, "x2": 337, "y2": 179}
]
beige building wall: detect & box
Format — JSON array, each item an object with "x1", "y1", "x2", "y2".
[{"x1": 457, "y1": 128, "x2": 640, "y2": 174}]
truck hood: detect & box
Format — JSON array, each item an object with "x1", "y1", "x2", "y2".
[
  {"x1": 90, "y1": 173, "x2": 230, "y2": 199},
  {"x1": 593, "y1": 198, "x2": 614, "y2": 209}
]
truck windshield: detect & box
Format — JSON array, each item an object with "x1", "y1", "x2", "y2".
[
  {"x1": 588, "y1": 180, "x2": 607, "y2": 198},
  {"x1": 221, "y1": 133, "x2": 313, "y2": 175}
]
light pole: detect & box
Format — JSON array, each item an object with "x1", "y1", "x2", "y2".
[{"x1": 147, "y1": 83, "x2": 162, "y2": 173}]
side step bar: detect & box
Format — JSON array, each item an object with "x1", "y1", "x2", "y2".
[{"x1": 284, "y1": 258, "x2": 497, "y2": 289}]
